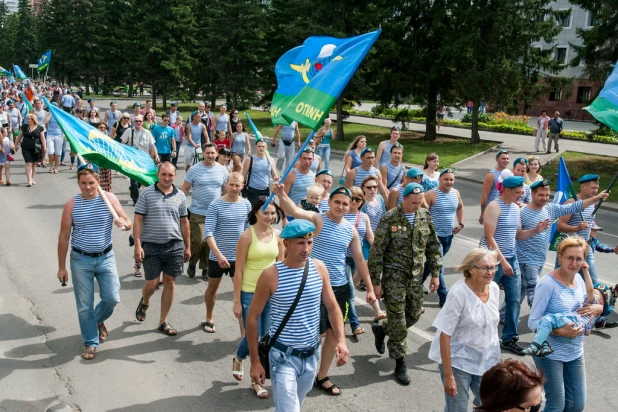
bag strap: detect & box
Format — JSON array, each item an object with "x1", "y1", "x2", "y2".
[
  {"x1": 268, "y1": 260, "x2": 310, "y2": 348},
  {"x1": 387, "y1": 165, "x2": 404, "y2": 189},
  {"x1": 354, "y1": 212, "x2": 362, "y2": 228},
  {"x1": 246, "y1": 155, "x2": 254, "y2": 185},
  {"x1": 130, "y1": 127, "x2": 135, "y2": 147}
]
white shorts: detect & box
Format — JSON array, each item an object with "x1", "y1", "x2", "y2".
[
  {"x1": 184, "y1": 145, "x2": 196, "y2": 165},
  {"x1": 47, "y1": 136, "x2": 63, "y2": 155}
]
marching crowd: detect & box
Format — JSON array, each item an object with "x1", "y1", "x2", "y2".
[{"x1": 3, "y1": 81, "x2": 618, "y2": 411}]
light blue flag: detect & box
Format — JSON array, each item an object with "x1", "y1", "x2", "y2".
[
  {"x1": 43, "y1": 97, "x2": 158, "y2": 186},
  {"x1": 0, "y1": 66, "x2": 11, "y2": 77},
  {"x1": 13, "y1": 65, "x2": 27, "y2": 80},
  {"x1": 549, "y1": 157, "x2": 577, "y2": 251}
]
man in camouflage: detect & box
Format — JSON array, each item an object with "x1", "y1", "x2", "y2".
[{"x1": 369, "y1": 182, "x2": 442, "y2": 385}]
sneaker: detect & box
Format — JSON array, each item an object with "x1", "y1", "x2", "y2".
[
  {"x1": 500, "y1": 339, "x2": 524, "y2": 356},
  {"x1": 187, "y1": 264, "x2": 196, "y2": 278},
  {"x1": 201, "y1": 269, "x2": 209, "y2": 280},
  {"x1": 394, "y1": 360, "x2": 411, "y2": 385},
  {"x1": 372, "y1": 323, "x2": 386, "y2": 355},
  {"x1": 522, "y1": 341, "x2": 553, "y2": 357},
  {"x1": 595, "y1": 319, "x2": 618, "y2": 329}
]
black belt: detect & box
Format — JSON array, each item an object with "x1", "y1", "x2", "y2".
[
  {"x1": 272, "y1": 340, "x2": 318, "y2": 359},
  {"x1": 72, "y1": 244, "x2": 112, "y2": 257}
]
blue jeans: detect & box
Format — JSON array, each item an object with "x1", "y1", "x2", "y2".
[
  {"x1": 236, "y1": 291, "x2": 271, "y2": 360},
  {"x1": 493, "y1": 256, "x2": 521, "y2": 342},
  {"x1": 345, "y1": 257, "x2": 361, "y2": 331},
  {"x1": 270, "y1": 346, "x2": 319, "y2": 412},
  {"x1": 499, "y1": 263, "x2": 542, "y2": 319},
  {"x1": 555, "y1": 248, "x2": 598, "y2": 284},
  {"x1": 316, "y1": 144, "x2": 331, "y2": 171},
  {"x1": 439, "y1": 364, "x2": 481, "y2": 412},
  {"x1": 422, "y1": 234, "x2": 452, "y2": 302},
  {"x1": 534, "y1": 355, "x2": 586, "y2": 412},
  {"x1": 70, "y1": 250, "x2": 121, "y2": 347}
]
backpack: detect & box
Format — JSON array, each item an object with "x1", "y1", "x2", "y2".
[{"x1": 594, "y1": 283, "x2": 617, "y2": 317}]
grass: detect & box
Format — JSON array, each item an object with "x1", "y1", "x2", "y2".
[
  {"x1": 173, "y1": 108, "x2": 496, "y2": 168},
  {"x1": 542, "y1": 151, "x2": 618, "y2": 203}
]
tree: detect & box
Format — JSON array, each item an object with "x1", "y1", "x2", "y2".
[
  {"x1": 0, "y1": 0, "x2": 13, "y2": 67},
  {"x1": 15, "y1": 0, "x2": 39, "y2": 67},
  {"x1": 570, "y1": 0, "x2": 618, "y2": 81}
]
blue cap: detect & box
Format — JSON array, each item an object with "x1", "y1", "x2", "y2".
[
  {"x1": 170, "y1": 101, "x2": 178, "y2": 106},
  {"x1": 406, "y1": 167, "x2": 423, "y2": 178},
  {"x1": 513, "y1": 157, "x2": 528, "y2": 167},
  {"x1": 132, "y1": 102, "x2": 141, "y2": 108},
  {"x1": 330, "y1": 186, "x2": 352, "y2": 199},
  {"x1": 578, "y1": 174, "x2": 600, "y2": 184},
  {"x1": 495, "y1": 149, "x2": 509, "y2": 158},
  {"x1": 439, "y1": 168, "x2": 455, "y2": 177},
  {"x1": 530, "y1": 179, "x2": 551, "y2": 190},
  {"x1": 110, "y1": 101, "x2": 117, "y2": 106},
  {"x1": 190, "y1": 110, "x2": 200, "y2": 120},
  {"x1": 77, "y1": 163, "x2": 100, "y2": 174},
  {"x1": 390, "y1": 142, "x2": 404, "y2": 152},
  {"x1": 403, "y1": 182, "x2": 424, "y2": 197},
  {"x1": 6, "y1": 99, "x2": 12, "y2": 104},
  {"x1": 280, "y1": 219, "x2": 316, "y2": 239},
  {"x1": 360, "y1": 147, "x2": 375, "y2": 157},
  {"x1": 316, "y1": 169, "x2": 334, "y2": 178},
  {"x1": 502, "y1": 176, "x2": 525, "y2": 188}
]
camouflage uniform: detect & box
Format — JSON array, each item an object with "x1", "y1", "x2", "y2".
[{"x1": 368, "y1": 204, "x2": 442, "y2": 359}]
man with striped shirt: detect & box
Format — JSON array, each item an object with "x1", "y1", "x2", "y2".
[
  {"x1": 248, "y1": 219, "x2": 349, "y2": 412},
  {"x1": 273, "y1": 184, "x2": 376, "y2": 396},
  {"x1": 479, "y1": 149, "x2": 510, "y2": 224},
  {"x1": 345, "y1": 147, "x2": 388, "y2": 200},
  {"x1": 387, "y1": 168, "x2": 430, "y2": 210},
  {"x1": 203, "y1": 172, "x2": 252, "y2": 333},
  {"x1": 133, "y1": 162, "x2": 190, "y2": 336},
  {"x1": 512, "y1": 158, "x2": 532, "y2": 205},
  {"x1": 283, "y1": 148, "x2": 316, "y2": 208}
]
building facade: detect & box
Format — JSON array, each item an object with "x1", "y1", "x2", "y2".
[{"x1": 4, "y1": 0, "x2": 43, "y2": 13}]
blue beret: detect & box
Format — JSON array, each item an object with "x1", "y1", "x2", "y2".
[
  {"x1": 502, "y1": 176, "x2": 525, "y2": 188},
  {"x1": 132, "y1": 102, "x2": 141, "y2": 108},
  {"x1": 330, "y1": 186, "x2": 351, "y2": 199},
  {"x1": 495, "y1": 149, "x2": 509, "y2": 158},
  {"x1": 390, "y1": 142, "x2": 404, "y2": 152},
  {"x1": 578, "y1": 174, "x2": 600, "y2": 184},
  {"x1": 530, "y1": 179, "x2": 551, "y2": 190},
  {"x1": 316, "y1": 169, "x2": 334, "y2": 178},
  {"x1": 190, "y1": 110, "x2": 200, "y2": 120},
  {"x1": 513, "y1": 157, "x2": 528, "y2": 167},
  {"x1": 360, "y1": 147, "x2": 375, "y2": 157},
  {"x1": 439, "y1": 168, "x2": 455, "y2": 177},
  {"x1": 403, "y1": 182, "x2": 424, "y2": 196},
  {"x1": 170, "y1": 101, "x2": 178, "y2": 106},
  {"x1": 280, "y1": 219, "x2": 316, "y2": 239},
  {"x1": 406, "y1": 167, "x2": 423, "y2": 178},
  {"x1": 77, "y1": 163, "x2": 100, "y2": 174}
]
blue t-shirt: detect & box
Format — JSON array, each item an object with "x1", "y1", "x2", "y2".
[{"x1": 152, "y1": 125, "x2": 175, "y2": 154}]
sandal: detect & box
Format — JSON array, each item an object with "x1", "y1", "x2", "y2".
[
  {"x1": 232, "y1": 355, "x2": 244, "y2": 381},
  {"x1": 135, "y1": 297, "x2": 149, "y2": 322},
  {"x1": 98, "y1": 322, "x2": 108, "y2": 342},
  {"x1": 81, "y1": 346, "x2": 96, "y2": 360},
  {"x1": 158, "y1": 321, "x2": 177, "y2": 336},
  {"x1": 134, "y1": 264, "x2": 142, "y2": 277},
  {"x1": 314, "y1": 376, "x2": 342, "y2": 396},
  {"x1": 353, "y1": 327, "x2": 366, "y2": 336},
  {"x1": 202, "y1": 321, "x2": 216, "y2": 333},
  {"x1": 251, "y1": 380, "x2": 268, "y2": 399}
]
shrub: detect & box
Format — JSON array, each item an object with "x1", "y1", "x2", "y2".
[{"x1": 460, "y1": 113, "x2": 492, "y2": 123}]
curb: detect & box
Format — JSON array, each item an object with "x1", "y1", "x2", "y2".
[{"x1": 451, "y1": 144, "x2": 501, "y2": 168}]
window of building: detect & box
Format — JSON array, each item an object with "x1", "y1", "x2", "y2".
[
  {"x1": 557, "y1": 9, "x2": 572, "y2": 28},
  {"x1": 576, "y1": 86, "x2": 591, "y2": 104},
  {"x1": 549, "y1": 89, "x2": 563, "y2": 101},
  {"x1": 555, "y1": 47, "x2": 568, "y2": 65},
  {"x1": 586, "y1": 12, "x2": 597, "y2": 28}
]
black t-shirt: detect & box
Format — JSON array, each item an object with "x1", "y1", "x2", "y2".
[
  {"x1": 113, "y1": 121, "x2": 129, "y2": 142},
  {"x1": 21, "y1": 124, "x2": 43, "y2": 150}
]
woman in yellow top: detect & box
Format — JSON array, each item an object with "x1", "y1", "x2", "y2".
[
  {"x1": 232, "y1": 196, "x2": 285, "y2": 399},
  {"x1": 525, "y1": 156, "x2": 543, "y2": 185}
]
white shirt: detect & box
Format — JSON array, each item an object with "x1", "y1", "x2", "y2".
[
  {"x1": 428, "y1": 278, "x2": 501, "y2": 376},
  {"x1": 120, "y1": 127, "x2": 154, "y2": 154}
]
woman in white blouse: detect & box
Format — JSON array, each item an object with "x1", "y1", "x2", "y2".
[{"x1": 428, "y1": 248, "x2": 501, "y2": 412}]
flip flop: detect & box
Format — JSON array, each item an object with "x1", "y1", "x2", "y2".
[
  {"x1": 97, "y1": 322, "x2": 108, "y2": 342},
  {"x1": 201, "y1": 321, "x2": 216, "y2": 333},
  {"x1": 353, "y1": 327, "x2": 366, "y2": 336},
  {"x1": 81, "y1": 346, "x2": 96, "y2": 360},
  {"x1": 135, "y1": 297, "x2": 149, "y2": 322}
]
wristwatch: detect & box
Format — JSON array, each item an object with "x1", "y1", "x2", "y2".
[{"x1": 458, "y1": 223, "x2": 464, "y2": 228}]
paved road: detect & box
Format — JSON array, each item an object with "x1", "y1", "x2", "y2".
[{"x1": 1, "y1": 147, "x2": 617, "y2": 411}]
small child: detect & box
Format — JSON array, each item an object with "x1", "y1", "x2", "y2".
[
  {"x1": 523, "y1": 265, "x2": 605, "y2": 357},
  {"x1": 299, "y1": 184, "x2": 324, "y2": 213},
  {"x1": 217, "y1": 147, "x2": 232, "y2": 173},
  {"x1": 0, "y1": 127, "x2": 15, "y2": 185},
  {"x1": 214, "y1": 130, "x2": 230, "y2": 151},
  {"x1": 588, "y1": 222, "x2": 618, "y2": 255}
]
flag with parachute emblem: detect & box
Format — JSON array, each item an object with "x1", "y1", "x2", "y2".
[
  {"x1": 548, "y1": 157, "x2": 577, "y2": 251},
  {"x1": 43, "y1": 97, "x2": 158, "y2": 186},
  {"x1": 38, "y1": 50, "x2": 52, "y2": 72},
  {"x1": 13, "y1": 64, "x2": 27, "y2": 80},
  {"x1": 271, "y1": 30, "x2": 380, "y2": 130}
]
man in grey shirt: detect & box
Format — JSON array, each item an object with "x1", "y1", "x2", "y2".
[
  {"x1": 133, "y1": 162, "x2": 190, "y2": 336},
  {"x1": 546, "y1": 111, "x2": 563, "y2": 154}
]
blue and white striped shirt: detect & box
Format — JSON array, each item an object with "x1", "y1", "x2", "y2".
[
  {"x1": 385, "y1": 162, "x2": 404, "y2": 189},
  {"x1": 248, "y1": 155, "x2": 271, "y2": 190},
  {"x1": 269, "y1": 260, "x2": 323, "y2": 349},
  {"x1": 564, "y1": 203, "x2": 595, "y2": 241},
  {"x1": 312, "y1": 213, "x2": 354, "y2": 287},
  {"x1": 396, "y1": 183, "x2": 405, "y2": 206},
  {"x1": 319, "y1": 198, "x2": 330, "y2": 213},
  {"x1": 379, "y1": 141, "x2": 396, "y2": 167},
  {"x1": 353, "y1": 166, "x2": 378, "y2": 187},
  {"x1": 362, "y1": 195, "x2": 386, "y2": 232},
  {"x1": 185, "y1": 162, "x2": 229, "y2": 216},
  {"x1": 480, "y1": 199, "x2": 520, "y2": 258},
  {"x1": 520, "y1": 183, "x2": 532, "y2": 204},
  {"x1": 430, "y1": 188, "x2": 459, "y2": 237},
  {"x1": 404, "y1": 212, "x2": 416, "y2": 226},
  {"x1": 486, "y1": 169, "x2": 502, "y2": 204},
  {"x1": 344, "y1": 212, "x2": 367, "y2": 257},
  {"x1": 204, "y1": 198, "x2": 251, "y2": 261},
  {"x1": 71, "y1": 194, "x2": 112, "y2": 253},
  {"x1": 288, "y1": 169, "x2": 315, "y2": 205},
  {"x1": 517, "y1": 200, "x2": 583, "y2": 266}
]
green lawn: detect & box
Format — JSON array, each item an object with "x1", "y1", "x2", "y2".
[
  {"x1": 174, "y1": 108, "x2": 496, "y2": 168},
  {"x1": 542, "y1": 152, "x2": 618, "y2": 203}
]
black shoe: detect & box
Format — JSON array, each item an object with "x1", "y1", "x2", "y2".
[
  {"x1": 201, "y1": 269, "x2": 209, "y2": 280},
  {"x1": 501, "y1": 339, "x2": 524, "y2": 356},
  {"x1": 394, "y1": 360, "x2": 411, "y2": 385},
  {"x1": 372, "y1": 323, "x2": 386, "y2": 355},
  {"x1": 187, "y1": 264, "x2": 196, "y2": 278},
  {"x1": 596, "y1": 319, "x2": 618, "y2": 329},
  {"x1": 545, "y1": 151, "x2": 551, "y2": 154}
]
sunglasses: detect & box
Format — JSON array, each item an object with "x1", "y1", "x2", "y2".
[
  {"x1": 516, "y1": 404, "x2": 541, "y2": 412},
  {"x1": 364, "y1": 185, "x2": 378, "y2": 189},
  {"x1": 134, "y1": 120, "x2": 143, "y2": 123},
  {"x1": 351, "y1": 197, "x2": 363, "y2": 202}
]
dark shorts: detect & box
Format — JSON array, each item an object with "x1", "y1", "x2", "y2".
[
  {"x1": 437, "y1": 114, "x2": 445, "y2": 119},
  {"x1": 22, "y1": 147, "x2": 38, "y2": 163},
  {"x1": 319, "y1": 284, "x2": 350, "y2": 334},
  {"x1": 208, "y1": 259, "x2": 236, "y2": 279},
  {"x1": 159, "y1": 153, "x2": 172, "y2": 162},
  {"x1": 142, "y1": 240, "x2": 184, "y2": 280}
]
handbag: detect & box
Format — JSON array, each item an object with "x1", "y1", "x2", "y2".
[
  {"x1": 338, "y1": 161, "x2": 347, "y2": 186},
  {"x1": 241, "y1": 155, "x2": 254, "y2": 198},
  {"x1": 258, "y1": 260, "x2": 309, "y2": 379},
  {"x1": 34, "y1": 142, "x2": 42, "y2": 154}
]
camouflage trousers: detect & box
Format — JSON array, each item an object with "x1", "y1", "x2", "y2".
[{"x1": 382, "y1": 272, "x2": 424, "y2": 359}]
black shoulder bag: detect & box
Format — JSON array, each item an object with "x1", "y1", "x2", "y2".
[
  {"x1": 241, "y1": 155, "x2": 254, "y2": 198},
  {"x1": 258, "y1": 260, "x2": 309, "y2": 379},
  {"x1": 387, "y1": 165, "x2": 405, "y2": 189}
]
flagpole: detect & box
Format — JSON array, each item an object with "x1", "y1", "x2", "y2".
[{"x1": 592, "y1": 172, "x2": 618, "y2": 216}]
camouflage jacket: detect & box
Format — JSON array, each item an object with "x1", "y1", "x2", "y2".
[{"x1": 368, "y1": 204, "x2": 442, "y2": 285}]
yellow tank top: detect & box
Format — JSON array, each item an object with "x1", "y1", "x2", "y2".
[{"x1": 241, "y1": 226, "x2": 279, "y2": 292}]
